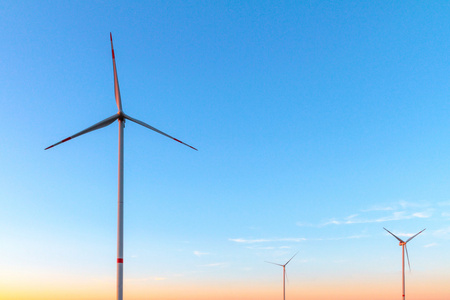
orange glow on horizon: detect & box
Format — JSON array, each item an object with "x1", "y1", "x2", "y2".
[{"x1": 2, "y1": 274, "x2": 449, "y2": 300}]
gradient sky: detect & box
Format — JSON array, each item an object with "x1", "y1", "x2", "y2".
[{"x1": 1, "y1": 1, "x2": 450, "y2": 299}]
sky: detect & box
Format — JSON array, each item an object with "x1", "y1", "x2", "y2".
[{"x1": 1, "y1": 1, "x2": 450, "y2": 299}]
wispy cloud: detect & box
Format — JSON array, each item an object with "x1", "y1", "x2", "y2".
[
  {"x1": 389, "y1": 232, "x2": 417, "y2": 238},
  {"x1": 296, "y1": 221, "x2": 314, "y2": 227},
  {"x1": 314, "y1": 234, "x2": 368, "y2": 241},
  {"x1": 229, "y1": 238, "x2": 306, "y2": 244},
  {"x1": 229, "y1": 238, "x2": 272, "y2": 243},
  {"x1": 362, "y1": 205, "x2": 395, "y2": 212},
  {"x1": 298, "y1": 201, "x2": 436, "y2": 228},
  {"x1": 201, "y1": 262, "x2": 228, "y2": 268},
  {"x1": 433, "y1": 227, "x2": 450, "y2": 239},
  {"x1": 323, "y1": 210, "x2": 432, "y2": 226},
  {"x1": 398, "y1": 200, "x2": 429, "y2": 209},
  {"x1": 412, "y1": 211, "x2": 432, "y2": 218},
  {"x1": 245, "y1": 246, "x2": 275, "y2": 250},
  {"x1": 244, "y1": 245, "x2": 293, "y2": 250},
  {"x1": 362, "y1": 200, "x2": 429, "y2": 212},
  {"x1": 232, "y1": 235, "x2": 366, "y2": 246},
  {"x1": 424, "y1": 243, "x2": 438, "y2": 248},
  {"x1": 193, "y1": 251, "x2": 209, "y2": 257}
]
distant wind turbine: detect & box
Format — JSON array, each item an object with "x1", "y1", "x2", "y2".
[
  {"x1": 384, "y1": 228, "x2": 426, "y2": 300},
  {"x1": 265, "y1": 252, "x2": 298, "y2": 300},
  {"x1": 46, "y1": 33, "x2": 197, "y2": 300}
]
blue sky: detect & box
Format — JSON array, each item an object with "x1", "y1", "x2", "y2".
[{"x1": 1, "y1": 1, "x2": 450, "y2": 299}]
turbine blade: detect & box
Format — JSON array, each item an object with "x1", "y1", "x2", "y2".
[
  {"x1": 285, "y1": 269, "x2": 289, "y2": 284},
  {"x1": 110, "y1": 33, "x2": 122, "y2": 113},
  {"x1": 285, "y1": 251, "x2": 299, "y2": 266},
  {"x1": 383, "y1": 227, "x2": 405, "y2": 243},
  {"x1": 406, "y1": 228, "x2": 426, "y2": 243},
  {"x1": 405, "y1": 245, "x2": 411, "y2": 272},
  {"x1": 265, "y1": 261, "x2": 283, "y2": 267},
  {"x1": 45, "y1": 114, "x2": 119, "y2": 150},
  {"x1": 123, "y1": 113, "x2": 197, "y2": 151}
]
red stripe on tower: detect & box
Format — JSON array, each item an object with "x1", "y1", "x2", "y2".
[{"x1": 117, "y1": 258, "x2": 123, "y2": 263}]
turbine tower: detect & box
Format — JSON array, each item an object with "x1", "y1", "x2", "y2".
[
  {"x1": 384, "y1": 228, "x2": 425, "y2": 300},
  {"x1": 265, "y1": 252, "x2": 298, "y2": 300},
  {"x1": 46, "y1": 33, "x2": 197, "y2": 300}
]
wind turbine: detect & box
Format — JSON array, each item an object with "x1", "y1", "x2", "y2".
[
  {"x1": 45, "y1": 33, "x2": 197, "y2": 300},
  {"x1": 384, "y1": 228, "x2": 426, "y2": 300},
  {"x1": 265, "y1": 252, "x2": 298, "y2": 300}
]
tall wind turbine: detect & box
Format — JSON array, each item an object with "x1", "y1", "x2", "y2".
[
  {"x1": 45, "y1": 33, "x2": 197, "y2": 300},
  {"x1": 384, "y1": 228, "x2": 426, "y2": 300},
  {"x1": 265, "y1": 252, "x2": 298, "y2": 300}
]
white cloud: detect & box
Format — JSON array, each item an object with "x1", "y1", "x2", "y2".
[
  {"x1": 229, "y1": 238, "x2": 271, "y2": 243},
  {"x1": 314, "y1": 234, "x2": 368, "y2": 241},
  {"x1": 362, "y1": 205, "x2": 395, "y2": 212},
  {"x1": 412, "y1": 211, "x2": 433, "y2": 218},
  {"x1": 193, "y1": 251, "x2": 209, "y2": 257},
  {"x1": 229, "y1": 238, "x2": 306, "y2": 244},
  {"x1": 324, "y1": 210, "x2": 432, "y2": 226},
  {"x1": 295, "y1": 221, "x2": 313, "y2": 227},
  {"x1": 362, "y1": 200, "x2": 429, "y2": 212},
  {"x1": 201, "y1": 262, "x2": 228, "y2": 268},
  {"x1": 433, "y1": 227, "x2": 450, "y2": 239},
  {"x1": 424, "y1": 243, "x2": 438, "y2": 248},
  {"x1": 384, "y1": 228, "x2": 426, "y2": 239},
  {"x1": 233, "y1": 235, "x2": 366, "y2": 246},
  {"x1": 245, "y1": 245, "x2": 293, "y2": 250},
  {"x1": 398, "y1": 200, "x2": 429, "y2": 209},
  {"x1": 245, "y1": 246, "x2": 275, "y2": 250},
  {"x1": 392, "y1": 232, "x2": 415, "y2": 238},
  {"x1": 301, "y1": 200, "x2": 437, "y2": 228}
]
